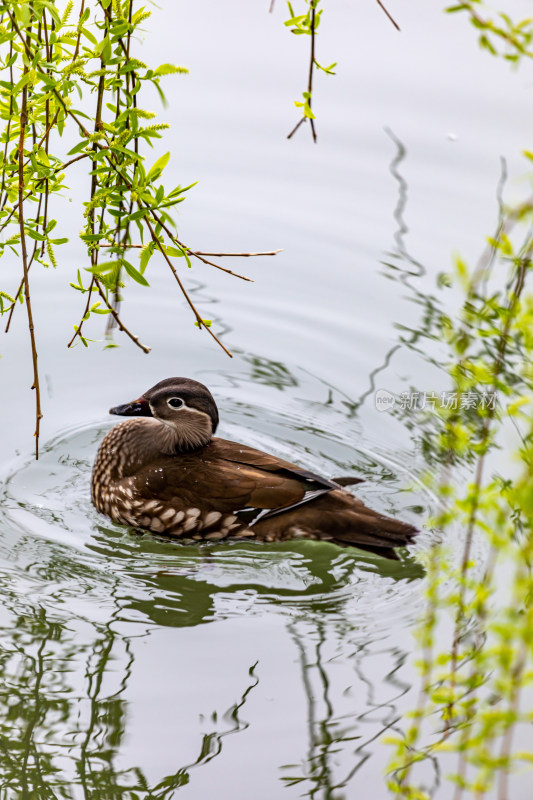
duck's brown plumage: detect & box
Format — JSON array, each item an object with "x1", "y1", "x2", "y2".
[{"x1": 91, "y1": 377, "x2": 417, "y2": 559}]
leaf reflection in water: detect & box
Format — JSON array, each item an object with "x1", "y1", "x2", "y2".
[
  {"x1": 280, "y1": 615, "x2": 440, "y2": 800},
  {"x1": 0, "y1": 577, "x2": 260, "y2": 799}
]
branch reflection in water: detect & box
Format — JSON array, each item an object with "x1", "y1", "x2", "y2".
[
  {"x1": 0, "y1": 575, "x2": 260, "y2": 798},
  {"x1": 279, "y1": 613, "x2": 440, "y2": 800}
]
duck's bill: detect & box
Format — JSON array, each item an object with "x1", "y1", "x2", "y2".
[{"x1": 109, "y1": 397, "x2": 152, "y2": 416}]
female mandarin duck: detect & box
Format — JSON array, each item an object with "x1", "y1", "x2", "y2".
[{"x1": 91, "y1": 378, "x2": 417, "y2": 559}]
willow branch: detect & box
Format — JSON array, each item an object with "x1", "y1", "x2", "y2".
[
  {"x1": 99, "y1": 244, "x2": 283, "y2": 281},
  {"x1": 73, "y1": 0, "x2": 86, "y2": 61},
  {"x1": 68, "y1": 54, "x2": 106, "y2": 350},
  {"x1": 98, "y1": 244, "x2": 282, "y2": 257},
  {"x1": 4, "y1": 151, "x2": 95, "y2": 332},
  {"x1": 106, "y1": 10, "x2": 138, "y2": 336},
  {"x1": 5, "y1": 8, "x2": 32, "y2": 60},
  {"x1": 191, "y1": 248, "x2": 282, "y2": 257},
  {"x1": 143, "y1": 213, "x2": 233, "y2": 357},
  {"x1": 65, "y1": 138, "x2": 238, "y2": 352},
  {"x1": 287, "y1": 2, "x2": 317, "y2": 142},
  {"x1": 177, "y1": 251, "x2": 254, "y2": 281},
  {"x1": 307, "y1": 4, "x2": 317, "y2": 142},
  {"x1": 67, "y1": 276, "x2": 96, "y2": 348},
  {"x1": 0, "y1": 39, "x2": 13, "y2": 211},
  {"x1": 445, "y1": 250, "x2": 530, "y2": 729},
  {"x1": 40, "y1": 12, "x2": 52, "y2": 257},
  {"x1": 18, "y1": 65, "x2": 42, "y2": 456},
  {"x1": 66, "y1": 137, "x2": 275, "y2": 336},
  {"x1": 496, "y1": 640, "x2": 528, "y2": 800},
  {"x1": 144, "y1": 206, "x2": 262, "y2": 283},
  {"x1": 95, "y1": 279, "x2": 151, "y2": 353},
  {"x1": 464, "y1": 5, "x2": 533, "y2": 57},
  {"x1": 3, "y1": 5, "x2": 260, "y2": 360},
  {"x1": 6, "y1": 9, "x2": 91, "y2": 138},
  {"x1": 1, "y1": 151, "x2": 93, "y2": 243},
  {"x1": 31, "y1": 108, "x2": 59, "y2": 157}
]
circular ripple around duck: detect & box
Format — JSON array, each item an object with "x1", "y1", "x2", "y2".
[{"x1": 0, "y1": 395, "x2": 436, "y2": 632}]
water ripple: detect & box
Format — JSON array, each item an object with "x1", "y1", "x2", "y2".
[{"x1": 0, "y1": 393, "x2": 433, "y2": 633}]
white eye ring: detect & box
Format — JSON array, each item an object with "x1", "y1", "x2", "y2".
[{"x1": 168, "y1": 397, "x2": 184, "y2": 409}]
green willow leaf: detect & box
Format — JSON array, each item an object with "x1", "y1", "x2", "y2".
[
  {"x1": 147, "y1": 151, "x2": 170, "y2": 181},
  {"x1": 121, "y1": 259, "x2": 150, "y2": 286}
]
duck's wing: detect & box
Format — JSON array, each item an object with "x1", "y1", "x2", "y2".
[
  {"x1": 209, "y1": 438, "x2": 346, "y2": 489},
  {"x1": 122, "y1": 439, "x2": 340, "y2": 526},
  {"x1": 205, "y1": 438, "x2": 352, "y2": 523},
  {"x1": 124, "y1": 453, "x2": 306, "y2": 515}
]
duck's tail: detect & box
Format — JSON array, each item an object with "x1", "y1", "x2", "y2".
[
  {"x1": 326, "y1": 505, "x2": 417, "y2": 559},
  {"x1": 255, "y1": 490, "x2": 418, "y2": 560}
]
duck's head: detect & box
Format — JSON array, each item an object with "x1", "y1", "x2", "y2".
[{"x1": 110, "y1": 377, "x2": 219, "y2": 450}]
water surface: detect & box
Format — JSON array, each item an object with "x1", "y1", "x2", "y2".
[{"x1": 0, "y1": 1, "x2": 531, "y2": 797}]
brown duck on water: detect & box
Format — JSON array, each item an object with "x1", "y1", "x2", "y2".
[{"x1": 91, "y1": 378, "x2": 417, "y2": 559}]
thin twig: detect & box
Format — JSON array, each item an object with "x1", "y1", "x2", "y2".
[
  {"x1": 98, "y1": 245, "x2": 282, "y2": 257},
  {"x1": 98, "y1": 245, "x2": 283, "y2": 282},
  {"x1": 67, "y1": 276, "x2": 96, "y2": 348},
  {"x1": 143, "y1": 213, "x2": 233, "y2": 357},
  {"x1": 287, "y1": 117, "x2": 307, "y2": 140},
  {"x1": 95, "y1": 279, "x2": 151, "y2": 353},
  {"x1": 18, "y1": 50, "x2": 42, "y2": 457},
  {"x1": 287, "y1": 2, "x2": 317, "y2": 142},
  {"x1": 73, "y1": 0, "x2": 85, "y2": 61},
  {"x1": 56, "y1": 151, "x2": 93, "y2": 173},
  {"x1": 5, "y1": 8, "x2": 32, "y2": 59},
  {"x1": 145, "y1": 206, "x2": 260, "y2": 285},
  {"x1": 69, "y1": 54, "x2": 114, "y2": 351},
  {"x1": 100, "y1": 244, "x2": 253, "y2": 281},
  {"x1": 33, "y1": 108, "x2": 59, "y2": 155},
  {"x1": 0, "y1": 39, "x2": 14, "y2": 211},
  {"x1": 308, "y1": 3, "x2": 317, "y2": 142},
  {"x1": 191, "y1": 249, "x2": 282, "y2": 257},
  {"x1": 376, "y1": 0, "x2": 401, "y2": 32},
  {"x1": 40, "y1": 12, "x2": 53, "y2": 258},
  {"x1": 178, "y1": 250, "x2": 254, "y2": 281},
  {"x1": 5, "y1": 191, "x2": 44, "y2": 333},
  {"x1": 106, "y1": 7, "x2": 139, "y2": 337}
]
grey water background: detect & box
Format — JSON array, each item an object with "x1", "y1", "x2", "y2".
[{"x1": 0, "y1": 0, "x2": 532, "y2": 797}]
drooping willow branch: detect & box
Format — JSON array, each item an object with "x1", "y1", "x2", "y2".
[
  {"x1": 445, "y1": 1, "x2": 533, "y2": 61},
  {"x1": 286, "y1": 0, "x2": 323, "y2": 142},
  {"x1": 0, "y1": 0, "x2": 279, "y2": 457},
  {"x1": 386, "y1": 173, "x2": 533, "y2": 798},
  {"x1": 284, "y1": 0, "x2": 399, "y2": 141},
  {"x1": 17, "y1": 43, "x2": 42, "y2": 456}
]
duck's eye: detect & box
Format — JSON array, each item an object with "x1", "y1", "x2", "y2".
[{"x1": 168, "y1": 397, "x2": 184, "y2": 409}]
